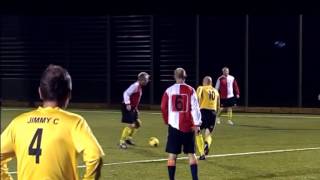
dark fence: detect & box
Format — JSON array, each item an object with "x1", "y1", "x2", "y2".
[{"x1": 1, "y1": 15, "x2": 319, "y2": 107}]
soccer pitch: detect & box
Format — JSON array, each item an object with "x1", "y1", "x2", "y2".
[{"x1": 1, "y1": 108, "x2": 320, "y2": 179}]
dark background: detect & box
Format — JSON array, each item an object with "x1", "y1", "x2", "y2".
[{"x1": 1, "y1": 15, "x2": 319, "y2": 107}]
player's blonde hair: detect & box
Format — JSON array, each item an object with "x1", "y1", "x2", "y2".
[{"x1": 174, "y1": 67, "x2": 187, "y2": 80}]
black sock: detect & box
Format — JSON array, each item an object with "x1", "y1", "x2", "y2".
[
  {"x1": 190, "y1": 164, "x2": 198, "y2": 180},
  {"x1": 168, "y1": 166, "x2": 176, "y2": 180}
]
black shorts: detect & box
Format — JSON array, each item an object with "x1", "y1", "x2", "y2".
[
  {"x1": 121, "y1": 104, "x2": 138, "y2": 124},
  {"x1": 220, "y1": 96, "x2": 237, "y2": 107},
  {"x1": 200, "y1": 109, "x2": 216, "y2": 132},
  {"x1": 166, "y1": 125, "x2": 195, "y2": 154}
]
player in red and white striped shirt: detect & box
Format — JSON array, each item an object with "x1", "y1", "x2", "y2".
[
  {"x1": 161, "y1": 68, "x2": 201, "y2": 180},
  {"x1": 215, "y1": 67, "x2": 240, "y2": 125},
  {"x1": 119, "y1": 72, "x2": 150, "y2": 149}
]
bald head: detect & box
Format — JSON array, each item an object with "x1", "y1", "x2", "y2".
[
  {"x1": 202, "y1": 76, "x2": 212, "y2": 86},
  {"x1": 174, "y1": 67, "x2": 187, "y2": 83}
]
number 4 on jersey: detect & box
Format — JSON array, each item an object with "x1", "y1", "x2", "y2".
[{"x1": 28, "y1": 128, "x2": 43, "y2": 164}]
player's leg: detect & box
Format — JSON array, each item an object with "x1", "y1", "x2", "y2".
[
  {"x1": 195, "y1": 109, "x2": 206, "y2": 160},
  {"x1": 204, "y1": 129, "x2": 212, "y2": 155},
  {"x1": 216, "y1": 107, "x2": 223, "y2": 124},
  {"x1": 227, "y1": 107, "x2": 234, "y2": 125},
  {"x1": 126, "y1": 128, "x2": 136, "y2": 142},
  {"x1": 119, "y1": 104, "x2": 133, "y2": 148},
  {"x1": 227, "y1": 97, "x2": 236, "y2": 125},
  {"x1": 127, "y1": 119, "x2": 141, "y2": 140},
  {"x1": 188, "y1": 153, "x2": 199, "y2": 180},
  {"x1": 166, "y1": 126, "x2": 181, "y2": 180},
  {"x1": 204, "y1": 110, "x2": 215, "y2": 155},
  {"x1": 167, "y1": 153, "x2": 177, "y2": 180},
  {"x1": 216, "y1": 99, "x2": 225, "y2": 124},
  {"x1": 126, "y1": 110, "x2": 140, "y2": 145},
  {"x1": 195, "y1": 129, "x2": 205, "y2": 160},
  {"x1": 125, "y1": 123, "x2": 137, "y2": 145},
  {"x1": 183, "y1": 131, "x2": 198, "y2": 180},
  {"x1": 120, "y1": 125, "x2": 131, "y2": 148}
]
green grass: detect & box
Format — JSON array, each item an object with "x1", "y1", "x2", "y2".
[{"x1": 1, "y1": 108, "x2": 320, "y2": 179}]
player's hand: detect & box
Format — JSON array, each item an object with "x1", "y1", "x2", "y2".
[
  {"x1": 236, "y1": 95, "x2": 240, "y2": 98},
  {"x1": 126, "y1": 104, "x2": 131, "y2": 111},
  {"x1": 192, "y1": 126, "x2": 201, "y2": 133}
]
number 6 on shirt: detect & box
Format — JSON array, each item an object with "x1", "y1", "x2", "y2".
[{"x1": 172, "y1": 94, "x2": 188, "y2": 112}]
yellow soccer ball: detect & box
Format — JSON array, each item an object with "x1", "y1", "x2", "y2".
[{"x1": 149, "y1": 137, "x2": 160, "y2": 147}]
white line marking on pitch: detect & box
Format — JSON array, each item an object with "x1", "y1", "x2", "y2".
[
  {"x1": 234, "y1": 114, "x2": 320, "y2": 119},
  {"x1": 149, "y1": 113, "x2": 320, "y2": 119},
  {"x1": 2, "y1": 108, "x2": 320, "y2": 119},
  {"x1": 8, "y1": 147, "x2": 320, "y2": 175}
]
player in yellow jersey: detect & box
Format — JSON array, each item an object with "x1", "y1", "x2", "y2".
[
  {"x1": 195, "y1": 76, "x2": 220, "y2": 160},
  {"x1": 1, "y1": 65, "x2": 105, "y2": 180}
]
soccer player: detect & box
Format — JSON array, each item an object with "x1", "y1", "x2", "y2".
[
  {"x1": 119, "y1": 72, "x2": 150, "y2": 149},
  {"x1": 215, "y1": 67, "x2": 240, "y2": 125},
  {"x1": 1, "y1": 65, "x2": 105, "y2": 180},
  {"x1": 195, "y1": 76, "x2": 220, "y2": 160},
  {"x1": 161, "y1": 68, "x2": 202, "y2": 180}
]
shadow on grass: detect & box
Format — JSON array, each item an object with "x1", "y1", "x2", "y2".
[{"x1": 129, "y1": 146, "x2": 164, "y2": 157}]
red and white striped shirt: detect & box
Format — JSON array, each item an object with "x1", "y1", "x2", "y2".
[
  {"x1": 215, "y1": 75, "x2": 240, "y2": 99},
  {"x1": 161, "y1": 83, "x2": 202, "y2": 133},
  {"x1": 123, "y1": 82, "x2": 142, "y2": 108}
]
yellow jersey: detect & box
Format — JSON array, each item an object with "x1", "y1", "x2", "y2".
[
  {"x1": 1, "y1": 106, "x2": 105, "y2": 180},
  {"x1": 196, "y1": 85, "x2": 220, "y2": 111}
]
